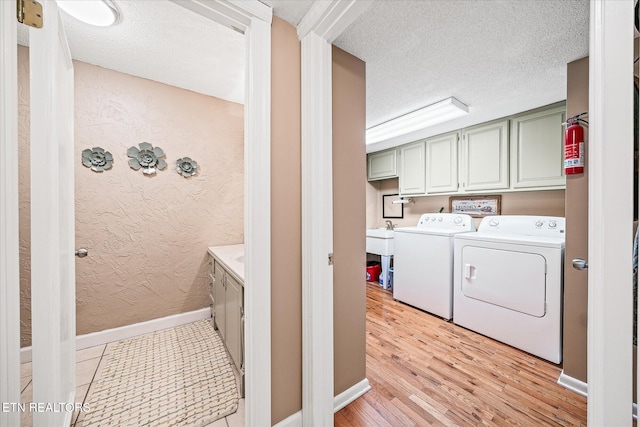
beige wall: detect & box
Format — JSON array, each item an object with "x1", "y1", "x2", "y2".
[
  {"x1": 270, "y1": 16, "x2": 302, "y2": 425},
  {"x1": 332, "y1": 46, "x2": 367, "y2": 396},
  {"x1": 367, "y1": 179, "x2": 565, "y2": 230},
  {"x1": 563, "y1": 56, "x2": 589, "y2": 383},
  {"x1": 18, "y1": 45, "x2": 244, "y2": 346}
]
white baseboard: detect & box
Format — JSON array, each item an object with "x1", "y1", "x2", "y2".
[
  {"x1": 273, "y1": 378, "x2": 371, "y2": 427},
  {"x1": 20, "y1": 308, "x2": 211, "y2": 363},
  {"x1": 557, "y1": 370, "x2": 588, "y2": 397}
]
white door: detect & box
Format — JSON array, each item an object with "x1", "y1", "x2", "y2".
[{"x1": 29, "y1": 1, "x2": 76, "y2": 426}]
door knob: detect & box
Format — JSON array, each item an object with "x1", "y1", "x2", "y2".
[
  {"x1": 572, "y1": 258, "x2": 588, "y2": 270},
  {"x1": 75, "y1": 248, "x2": 88, "y2": 258}
]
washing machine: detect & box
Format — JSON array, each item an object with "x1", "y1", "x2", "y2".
[
  {"x1": 393, "y1": 213, "x2": 475, "y2": 320},
  {"x1": 453, "y1": 215, "x2": 565, "y2": 363}
]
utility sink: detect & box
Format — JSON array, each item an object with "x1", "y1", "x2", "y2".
[{"x1": 366, "y1": 228, "x2": 394, "y2": 256}]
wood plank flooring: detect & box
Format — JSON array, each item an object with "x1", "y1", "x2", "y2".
[{"x1": 335, "y1": 283, "x2": 587, "y2": 426}]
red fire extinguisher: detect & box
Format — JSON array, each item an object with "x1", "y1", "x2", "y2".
[{"x1": 564, "y1": 113, "x2": 588, "y2": 175}]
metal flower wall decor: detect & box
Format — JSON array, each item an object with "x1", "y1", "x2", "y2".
[
  {"x1": 176, "y1": 157, "x2": 198, "y2": 178},
  {"x1": 127, "y1": 142, "x2": 167, "y2": 175},
  {"x1": 82, "y1": 147, "x2": 113, "y2": 172}
]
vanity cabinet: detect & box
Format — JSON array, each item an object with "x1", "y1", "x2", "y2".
[
  {"x1": 209, "y1": 253, "x2": 244, "y2": 396},
  {"x1": 399, "y1": 140, "x2": 426, "y2": 195},
  {"x1": 425, "y1": 131, "x2": 459, "y2": 193},
  {"x1": 510, "y1": 104, "x2": 566, "y2": 189},
  {"x1": 367, "y1": 148, "x2": 398, "y2": 181},
  {"x1": 460, "y1": 119, "x2": 510, "y2": 192}
]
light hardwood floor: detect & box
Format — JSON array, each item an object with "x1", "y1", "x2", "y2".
[{"x1": 335, "y1": 282, "x2": 587, "y2": 426}]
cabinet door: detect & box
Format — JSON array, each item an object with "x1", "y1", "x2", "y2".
[
  {"x1": 225, "y1": 274, "x2": 243, "y2": 371},
  {"x1": 367, "y1": 149, "x2": 397, "y2": 181},
  {"x1": 399, "y1": 140, "x2": 426, "y2": 195},
  {"x1": 511, "y1": 104, "x2": 566, "y2": 188},
  {"x1": 426, "y1": 132, "x2": 459, "y2": 193},
  {"x1": 461, "y1": 120, "x2": 509, "y2": 191},
  {"x1": 213, "y1": 261, "x2": 226, "y2": 340}
]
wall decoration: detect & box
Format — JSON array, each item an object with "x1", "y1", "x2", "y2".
[
  {"x1": 176, "y1": 157, "x2": 198, "y2": 178},
  {"x1": 82, "y1": 147, "x2": 113, "y2": 172},
  {"x1": 127, "y1": 142, "x2": 167, "y2": 175},
  {"x1": 449, "y1": 195, "x2": 501, "y2": 217},
  {"x1": 382, "y1": 194, "x2": 404, "y2": 219}
]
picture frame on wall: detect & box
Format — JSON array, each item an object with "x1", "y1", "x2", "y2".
[
  {"x1": 449, "y1": 195, "x2": 501, "y2": 217},
  {"x1": 382, "y1": 194, "x2": 404, "y2": 219}
]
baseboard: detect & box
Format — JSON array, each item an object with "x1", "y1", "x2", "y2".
[
  {"x1": 273, "y1": 378, "x2": 371, "y2": 427},
  {"x1": 20, "y1": 308, "x2": 210, "y2": 363},
  {"x1": 557, "y1": 370, "x2": 588, "y2": 397}
]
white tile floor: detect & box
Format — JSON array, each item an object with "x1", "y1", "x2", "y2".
[{"x1": 19, "y1": 340, "x2": 245, "y2": 427}]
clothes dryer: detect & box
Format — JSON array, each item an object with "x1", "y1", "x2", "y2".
[
  {"x1": 453, "y1": 215, "x2": 565, "y2": 363},
  {"x1": 393, "y1": 213, "x2": 475, "y2": 320}
]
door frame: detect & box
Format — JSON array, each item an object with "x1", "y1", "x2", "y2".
[
  {"x1": 0, "y1": 2, "x2": 20, "y2": 426},
  {"x1": 170, "y1": 1, "x2": 273, "y2": 424},
  {"x1": 587, "y1": 0, "x2": 635, "y2": 424}
]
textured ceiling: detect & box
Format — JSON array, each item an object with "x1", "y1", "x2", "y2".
[
  {"x1": 17, "y1": 0, "x2": 245, "y2": 104},
  {"x1": 332, "y1": 0, "x2": 590, "y2": 151},
  {"x1": 16, "y1": 0, "x2": 591, "y2": 152}
]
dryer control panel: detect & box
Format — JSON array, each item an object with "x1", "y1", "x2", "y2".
[
  {"x1": 416, "y1": 213, "x2": 475, "y2": 230},
  {"x1": 477, "y1": 215, "x2": 565, "y2": 238}
]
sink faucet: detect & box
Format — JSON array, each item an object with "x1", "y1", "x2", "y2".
[{"x1": 385, "y1": 220, "x2": 394, "y2": 230}]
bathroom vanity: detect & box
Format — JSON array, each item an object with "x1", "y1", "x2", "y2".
[{"x1": 207, "y1": 244, "x2": 244, "y2": 397}]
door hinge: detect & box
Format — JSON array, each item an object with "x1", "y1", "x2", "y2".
[
  {"x1": 17, "y1": 0, "x2": 43, "y2": 28},
  {"x1": 328, "y1": 253, "x2": 334, "y2": 266}
]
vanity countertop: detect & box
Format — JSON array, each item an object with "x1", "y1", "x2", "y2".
[{"x1": 207, "y1": 244, "x2": 244, "y2": 283}]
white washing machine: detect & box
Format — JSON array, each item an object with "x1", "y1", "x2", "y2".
[
  {"x1": 453, "y1": 215, "x2": 565, "y2": 364},
  {"x1": 393, "y1": 213, "x2": 475, "y2": 320}
]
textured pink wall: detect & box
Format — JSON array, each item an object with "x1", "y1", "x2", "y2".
[{"x1": 18, "y1": 46, "x2": 244, "y2": 345}]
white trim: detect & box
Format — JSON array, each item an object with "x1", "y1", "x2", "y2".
[
  {"x1": 299, "y1": 1, "x2": 370, "y2": 424},
  {"x1": 557, "y1": 370, "x2": 588, "y2": 397},
  {"x1": 20, "y1": 308, "x2": 211, "y2": 363},
  {"x1": 171, "y1": 2, "x2": 272, "y2": 425},
  {"x1": 297, "y1": 0, "x2": 372, "y2": 42},
  {"x1": 301, "y1": 31, "x2": 335, "y2": 426},
  {"x1": 588, "y1": 0, "x2": 635, "y2": 424},
  {"x1": 274, "y1": 378, "x2": 371, "y2": 427},
  {"x1": 0, "y1": 3, "x2": 21, "y2": 427}
]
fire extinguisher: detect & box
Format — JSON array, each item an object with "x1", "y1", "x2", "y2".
[{"x1": 564, "y1": 112, "x2": 588, "y2": 175}]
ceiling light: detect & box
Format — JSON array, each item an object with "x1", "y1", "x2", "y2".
[
  {"x1": 57, "y1": 0, "x2": 120, "y2": 27},
  {"x1": 366, "y1": 97, "x2": 469, "y2": 145}
]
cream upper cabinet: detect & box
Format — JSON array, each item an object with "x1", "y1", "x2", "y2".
[
  {"x1": 510, "y1": 104, "x2": 566, "y2": 189},
  {"x1": 426, "y1": 131, "x2": 459, "y2": 193},
  {"x1": 460, "y1": 120, "x2": 509, "y2": 192},
  {"x1": 367, "y1": 149, "x2": 397, "y2": 181},
  {"x1": 399, "y1": 140, "x2": 426, "y2": 195}
]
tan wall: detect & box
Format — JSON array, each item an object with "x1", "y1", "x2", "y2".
[
  {"x1": 332, "y1": 46, "x2": 367, "y2": 396},
  {"x1": 563, "y1": 56, "x2": 589, "y2": 383},
  {"x1": 18, "y1": 45, "x2": 244, "y2": 346},
  {"x1": 270, "y1": 17, "x2": 302, "y2": 425},
  {"x1": 367, "y1": 179, "x2": 565, "y2": 230}
]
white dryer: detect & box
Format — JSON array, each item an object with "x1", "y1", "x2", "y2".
[
  {"x1": 393, "y1": 213, "x2": 475, "y2": 320},
  {"x1": 453, "y1": 215, "x2": 565, "y2": 363}
]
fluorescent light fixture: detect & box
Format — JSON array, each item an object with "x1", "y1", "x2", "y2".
[
  {"x1": 58, "y1": 0, "x2": 120, "y2": 27},
  {"x1": 366, "y1": 97, "x2": 469, "y2": 145}
]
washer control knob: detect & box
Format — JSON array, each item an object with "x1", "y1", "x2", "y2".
[
  {"x1": 438, "y1": 217, "x2": 443, "y2": 222},
  {"x1": 535, "y1": 220, "x2": 544, "y2": 227},
  {"x1": 489, "y1": 219, "x2": 499, "y2": 227},
  {"x1": 454, "y1": 216, "x2": 463, "y2": 224},
  {"x1": 431, "y1": 217, "x2": 436, "y2": 221},
  {"x1": 549, "y1": 220, "x2": 557, "y2": 228}
]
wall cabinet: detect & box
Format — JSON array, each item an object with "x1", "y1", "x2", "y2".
[
  {"x1": 367, "y1": 149, "x2": 397, "y2": 180},
  {"x1": 460, "y1": 119, "x2": 510, "y2": 192},
  {"x1": 399, "y1": 140, "x2": 426, "y2": 195},
  {"x1": 510, "y1": 104, "x2": 566, "y2": 188},
  {"x1": 210, "y1": 256, "x2": 244, "y2": 396},
  {"x1": 425, "y1": 131, "x2": 459, "y2": 193}
]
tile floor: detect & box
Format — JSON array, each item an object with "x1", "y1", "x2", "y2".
[{"x1": 19, "y1": 340, "x2": 244, "y2": 427}]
